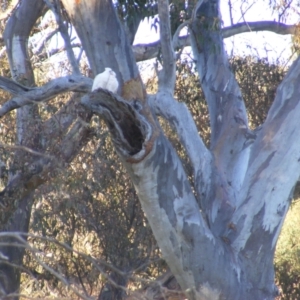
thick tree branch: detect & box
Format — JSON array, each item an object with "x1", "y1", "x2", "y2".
[
  {"x1": 3, "y1": 0, "x2": 46, "y2": 179},
  {"x1": 0, "y1": 1, "x2": 47, "y2": 295},
  {"x1": 0, "y1": 75, "x2": 92, "y2": 117},
  {"x1": 133, "y1": 21, "x2": 297, "y2": 62},
  {"x1": 81, "y1": 87, "x2": 242, "y2": 300},
  {"x1": 0, "y1": 76, "x2": 32, "y2": 94},
  {"x1": 151, "y1": 92, "x2": 213, "y2": 206},
  {"x1": 189, "y1": 0, "x2": 250, "y2": 233},
  {"x1": 223, "y1": 20, "x2": 297, "y2": 37},
  {"x1": 61, "y1": 0, "x2": 140, "y2": 88},
  {"x1": 33, "y1": 43, "x2": 81, "y2": 61},
  {"x1": 229, "y1": 55, "x2": 300, "y2": 256},
  {"x1": 123, "y1": 134, "x2": 239, "y2": 299}
]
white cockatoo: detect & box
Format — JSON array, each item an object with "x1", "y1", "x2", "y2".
[{"x1": 91, "y1": 67, "x2": 119, "y2": 93}]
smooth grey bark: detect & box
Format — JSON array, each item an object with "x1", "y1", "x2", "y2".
[
  {"x1": 190, "y1": 0, "x2": 250, "y2": 231},
  {"x1": 0, "y1": 0, "x2": 299, "y2": 299},
  {"x1": 80, "y1": 0, "x2": 239, "y2": 298},
  {"x1": 61, "y1": 0, "x2": 140, "y2": 86},
  {"x1": 81, "y1": 0, "x2": 300, "y2": 299}
]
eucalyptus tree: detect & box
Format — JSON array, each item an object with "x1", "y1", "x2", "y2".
[{"x1": 0, "y1": 0, "x2": 299, "y2": 299}]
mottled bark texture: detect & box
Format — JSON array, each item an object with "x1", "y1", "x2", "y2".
[
  {"x1": 81, "y1": 0, "x2": 300, "y2": 299},
  {"x1": 0, "y1": 0, "x2": 299, "y2": 299}
]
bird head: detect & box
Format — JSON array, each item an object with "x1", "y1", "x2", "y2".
[{"x1": 105, "y1": 67, "x2": 116, "y2": 77}]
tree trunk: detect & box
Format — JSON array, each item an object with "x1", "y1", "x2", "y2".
[
  {"x1": 80, "y1": 0, "x2": 300, "y2": 299},
  {"x1": 0, "y1": 0, "x2": 299, "y2": 298},
  {"x1": 0, "y1": 1, "x2": 45, "y2": 297},
  {"x1": 0, "y1": 193, "x2": 34, "y2": 299}
]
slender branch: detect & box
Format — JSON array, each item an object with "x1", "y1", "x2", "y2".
[
  {"x1": 0, "y1": 232, "x2": 135, "y2": 293},
  {"x1": 133, "y1": 21, "x2": 297, "y2": 62},
  {"x1": 278, "y1": 0, "x2": 293, "y2": 22},
  {"x1": 0, "y1": 75, "x2": 92, "y2": 117},
  {"x1": 238, "y1": 1, "x2": 255, "y2": 24},
  {"x1": 0, "y1": 143, "x2": 52, "y2": 159},
  {"x1": 228, "y1": 0, "x2": 234, "y2": 26},
  {"x1": 31, "y1": 28, "x2": 59, "y2": 55},
  {"x1": 44, "y1": 0, "x2": 81, "y2": 74},
  {"x1": 223, "y1": 21, "x2": 297, "y2": 37},
  {"x1": 33, "y1": 42, "x2": 81, "y2": 61}
]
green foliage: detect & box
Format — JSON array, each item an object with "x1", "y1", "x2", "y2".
[
  {"x1": 268, "y1": 0, "x2": 300, "y2": 22},
  {"x1": 116, "y1": 0, "x2": 157, "y2": 21},
  {"x1": 275, "y1": 200, "x2": 300, "y2": 299},
  {"x1": 115, "y1": 0, "x2": 193, "y2": 40},
  {"x1": 292, "y1": 24, "x2": 300, "y2": 55},
  {"x1": 230, "y1": 56, "x2": 285, "y2": 128}
]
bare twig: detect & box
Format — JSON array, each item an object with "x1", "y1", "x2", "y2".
[
  {"x1": 238, "y1": 1, "x2": 255, "y2": 24},
  {"x1": 278, "y1": 0, "x2": 293, "y2": 22},
  {"x1": 0, "y1": 142, "x2": 53, "y2": 159},
  {"x1": 228, "y1": 0, "x2": 234, "y2": 26},
  {"x1": 44, "y1": 0, "x2": 81, "y2": 74},
  {"x1": 31, "y1": 28, "x2": 59, "y2": 55}
]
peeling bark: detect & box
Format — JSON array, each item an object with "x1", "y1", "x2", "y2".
[
  {"x1": 0, "y1": 0, "x2": 299, "y2": 299},
  {"x1": 83, "y1": 0, "x2": 300, "y2": 298},
  {"x1": 61, "y1": 0, "x2": 140, "y2": 87}
]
